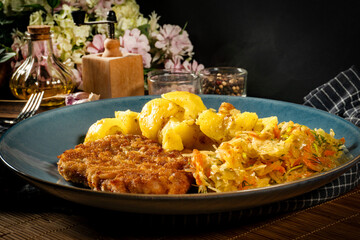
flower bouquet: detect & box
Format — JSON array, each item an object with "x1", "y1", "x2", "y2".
[{"x1": 0, "y1": 0, "x2": 204, "y2": 90}]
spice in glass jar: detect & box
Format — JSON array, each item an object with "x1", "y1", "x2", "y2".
[{"x1": 200, "y1": 67, "x2": 247, "y2": 96}]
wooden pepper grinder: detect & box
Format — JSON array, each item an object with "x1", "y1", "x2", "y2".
[{"x1": 72, "y1": 10, "x2": 144, "y2": 99}]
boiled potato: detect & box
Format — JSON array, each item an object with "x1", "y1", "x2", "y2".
[
  {"x1": 227, "y1": 112, "x2": 258, "y2": 137},
  {"x1": 196, "y1": 109, "x2": 226, "y2": 142},
  {"x1": 114, "y1": 110, "x2": 141, "y2": 135},
  {"x1": 139, "y1": 98, "x2": 184, "y2": 140},
  {"x1": 159, "y1": 118, "x2": 185, "y2": 151},
  {"x1": 84, "y1": 118, "x2": 125, "y2": 143},
  {"x1": 254, "y1": 116, "x2": 278, "y2": 137},
  {"x1": 159, "y1": 118, "x2": 198, "y2": 151},
  {"x1": 197, "y1": 102, "x2": 260, "y2": 142},
  {"x1": 161, "y1": 91, "x2": 207, "y2": 119},
  {"x1": 84, "y1": 92, "x2": 265, "y2": 152},
  {"x1": 218, "y1": 102, "x2": 238, "y2": 115}
]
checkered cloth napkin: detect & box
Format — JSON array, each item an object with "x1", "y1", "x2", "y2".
[
  {"x1": 304, "y1": 65, "x2": 360, "y2": 126},
  {"x1": 243, "y1": 65, "x2": 360, "y2": 217}
]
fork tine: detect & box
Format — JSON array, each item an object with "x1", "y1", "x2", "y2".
[
  {"x1": 15, "y1": 93, "x2": 38, "y2": 122},
  {"x1": 25, "y1": 91, "x2": 44, "y2": 118},
  {"x1": 16, "y1": 91, "x2": 44, "y2": 122}
]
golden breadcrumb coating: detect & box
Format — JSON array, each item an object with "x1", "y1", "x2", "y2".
[{"x1": 57, "y1": 134, "x2": 194, "y2": 194}]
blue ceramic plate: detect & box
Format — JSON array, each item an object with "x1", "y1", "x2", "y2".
[{"x1": 1, "y1": 95, "x2": 359, "y2": 214}]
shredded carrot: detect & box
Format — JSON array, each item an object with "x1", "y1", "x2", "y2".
[
  {"x1": 324, "y1": 150, "x2": 336, "y2": 157},
  {"x1": 273, "y1": 124, "x2": 281, "y2": 139},
  {"x1": 191, "y1": 118, "x2": 345, "y2": 193}
]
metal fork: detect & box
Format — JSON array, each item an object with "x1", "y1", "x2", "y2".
[{"x1": 3, "y1": 91, "x2": 44, "y2": 126}]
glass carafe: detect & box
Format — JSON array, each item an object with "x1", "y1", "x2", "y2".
[{"x1": 9, "y1": 25, "x2": 75, "y2": 106}]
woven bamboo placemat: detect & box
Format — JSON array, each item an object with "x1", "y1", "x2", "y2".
[{"x1": 1, "y1": 182, "x2": 359, "y2": 239}]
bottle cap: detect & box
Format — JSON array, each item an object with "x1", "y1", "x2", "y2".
[{"x1": 27, "y1": 25, "x2": 51, "y2": 40}]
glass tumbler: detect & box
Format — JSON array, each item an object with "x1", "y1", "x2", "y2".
[{"x1": 147, "y1": 69, "x2": 201, "y2": 95}]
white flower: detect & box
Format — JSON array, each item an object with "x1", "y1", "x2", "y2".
[
  {"x1": 29, "y1": 10, "x2": 44, "y2": 25},
  {"x1": 118, "y1": 18, "x2": 136, "y2": 32},
  {"x1": 113, "y1": 0, "x2": 139, "y2": 18},
  {"x1": 5, "y1": 0, "x2": 205, "y2": 89},
  {"x1": 2, "y1": 0, "x2": 51, "y2": 15},
  {"x1": 136, "y1": 15, "x2": 148, "y2": 27},
  {"x1": 112, "y1": 0, "x2": 145, "y2": 33},
  {"x1": 71, "y1": 48, "x2": 86, "y2": 64},
  {"x1": 52, "y1": 32, "x2": 73, "y2": 60},
  {"x1": 148, "y1": 11, "x2": 160, "y2": 33},
  {"x1": 73, "y1": 25, "x2": 91, "y2": 45}
]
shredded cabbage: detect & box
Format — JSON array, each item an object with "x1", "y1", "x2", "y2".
[{"x1": 191, "y1": 120, "x2": 346, "y2": 193}]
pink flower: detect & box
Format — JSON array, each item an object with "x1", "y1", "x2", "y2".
[
  {"x1": 32, "y1": 41, "x2": 49, "y2": 66},
  {"x1": 65, "y1": 91, "x2": 100, "y2": 106},
  {"x1": 11, "y1": 32, "x2": 62, "y2": 71},
  {"x1": 72, "y1": 64, "x2": 83, "y2": 89},
  {"x1": 120, "y1": 29, "x2": 151, "y2": 68},
  {"x1": 164, "y1": 56, "x2": 183, "y2": 70},
  {"x1": 96, "y1": 0, "x2": 124, "y2": 9},
  {"x1": 113, "y1": 0, "x2": 125, "y2": 5},
  {"x1": 164, "y1": 57, "x2": 205, "y2": 74},
  {"x1": 55, "y1": 0, "x2": 89, "y2": 12},
  {"x1": 93, "y1": 0, "x2": 112, "y2": 16},
  {"x1": 91, "y1": 0, "x2": 124, "y2": 17},
  {"x1": 154, "y1": 24, "x2": 193, "y2": 57},
  {"x1": 11, "y1": 37, "x2": 28, "y2": 61},
  {"x1": 11, "y1": 59, "x2": 24, "y2": 70},
  {"x1": 86, "y1": 34, "x2": 106, "y2": 54},
  {"x1": 182, "y1": 60, "x2": 204, "y2": 74}
]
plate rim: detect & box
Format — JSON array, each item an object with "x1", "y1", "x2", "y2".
[{"x1": 1, "y1": 95, "x2": 360, "y2": 214}]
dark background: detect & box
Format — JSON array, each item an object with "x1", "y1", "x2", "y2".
[{"x1": 137, "y1": 0, "x2": 360, "y2": 103}]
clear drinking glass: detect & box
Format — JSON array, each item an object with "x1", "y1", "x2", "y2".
[
  {"x1": 200, "y1": 67, "x2": 247, "y2": 96},
  {"x1": 147, "y1": 69, "x2": 201, "y2": 95}
]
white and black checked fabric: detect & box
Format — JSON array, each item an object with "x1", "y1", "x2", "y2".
[
  {"x1": 304, "y1": 65, "x2": 360, "y2": 127},
  {"x1": 254, "y1": 65, "x2": 360, "y2": 215}
]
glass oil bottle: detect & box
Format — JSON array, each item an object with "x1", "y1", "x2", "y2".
[{"x1": 9, "y1": 25, "x2": 75, "y2": 106}]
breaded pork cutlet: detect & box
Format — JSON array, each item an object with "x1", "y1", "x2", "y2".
[{"x1": 57, "y1": 133, "x2": 194, "y2": 194}]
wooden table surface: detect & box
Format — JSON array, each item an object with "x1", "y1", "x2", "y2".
[{"x1": 0, "y1": 100, "x2": 359, "y2": 240}]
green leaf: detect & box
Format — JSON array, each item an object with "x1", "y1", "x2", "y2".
[
  {"x1": 0, "y1": 44, "x2": 13, "y2": 52},
  {"x1": 47, "y1": 0, "x2": 61, "y2": 9},
  {"x1": 0, "y1": 19, "x2": 14, "y2": 25},
  {"x1": 137, "y1": 24, "x2": 150, "y2": 37},
  {"x1": 180, "y1": 22, "x2": 188, "y2": 34},
  {"x1": 0, "y1": 51, "x2": 16, "y2": 63}
]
